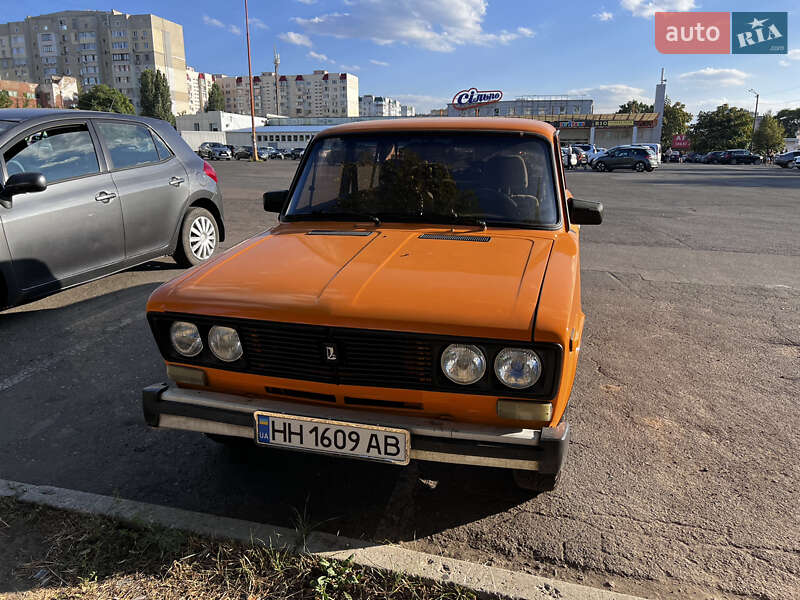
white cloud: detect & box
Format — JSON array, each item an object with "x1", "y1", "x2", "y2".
[
  {"x1": 280, "y1": 31, "x2": 313, "y2": 47},
  {"x1": 339, "y1": 64, "x2": 361, "y2": 71},
  {"x1": 369, "y1": 59, "x2": 390, "y2": 66},
  {"x1": 786, "y1": 48, "x2": 800, "y2": 61},
  {"x1": 248, "y1": 18, "x2": 268, "y2": 31},
  {"x1": 292, "y1": 0, "x2": 535, "y2": 52},
  {"x1": 678, "y1": 67, "x2": 750, "y2": 87},
  {"x1": 203, "y1": 14, "x2": 242, "y2": 35},
  {"x1": 594, "y1": 11, "x2": 614, "y2": 21},
  {"x1": 307, "y1": 50, "x2": 334, "y2": 63},
  {"x1": 621, "y1": 0, "x2": 696, "y2": 18},
  {"x1": 567, "y1": 83, "x2": 649, "y2": 112},
  {"x1": 779, "y1": 59, "x2": 791, "y2": 67},
  {"x1": 296, "y1": 0, "x2": 317, "y2": 4}
]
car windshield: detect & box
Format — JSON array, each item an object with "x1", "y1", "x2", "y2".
[{"x1": 285, "y1": 132, "x2": 559, "y2": 227}]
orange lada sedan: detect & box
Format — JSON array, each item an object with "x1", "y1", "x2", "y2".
[{"x1": 142, "y1": 118, "x2": 602, "y2": 492}]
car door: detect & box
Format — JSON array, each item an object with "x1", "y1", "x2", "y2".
[
  {"x1": 612, "y1": 149, "x2": 630, "y2": 168},
  {"x1": 0, "y1": 120, "x2": 124, "y2": 292},
  {"x1": 94, "y1": 120, "x2": 188, "y2": 261}
]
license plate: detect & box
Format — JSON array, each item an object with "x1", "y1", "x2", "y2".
[{"x1": 254, "y1": 412, "x2": 410, "y2": 465}]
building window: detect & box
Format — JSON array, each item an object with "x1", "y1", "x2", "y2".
[
  {"x1": 40, "y1": 33, "x2": 54, "y2": 42},
  {"x1": 112, "y1": 41, "x2": 128, "y2": 49},
  {"x1": 112, "y1": 53, "x2": 130, "y2": 61},
  {"x1": 44, "y1": 67, "x2": 57, "y2": 75},
  {"x1": 80, "y1": 43, "x2": 96, "y2": 50},
  {"x1": 78, "y1": 31, "x2": 96, "y2": 41},
  {"x1": 111, "y1": 30, "x2": 126, "y2": 37},
  {"x1": 12, "y1": 35, "x2": 24, "y2": 44},
  {"x1": 40, "y1": 45, "x2": 55, "y2": 53},
  {"x1": 12, "y1": 48, "x2": 24, "y2": 56}
]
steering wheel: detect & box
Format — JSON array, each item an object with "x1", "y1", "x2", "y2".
[{"x1": 6, "y1": 159, "x2": 25, "y2": 176}]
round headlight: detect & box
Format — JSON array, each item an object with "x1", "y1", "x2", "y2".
[
  {"x1": 170, "y1": 321, "x2": 203, "y2": 357},
  {"x1": 441, "y1": 344, "x2": 486, "y2": 385},
  {"x1": 208, "y1": 325, "x2": 243, "y2": 362},
  {"x1": 494, "y1": 348, "x2": 542, "y2": 389}
]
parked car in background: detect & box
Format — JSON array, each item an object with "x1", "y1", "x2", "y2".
[
  {"x1": 719, "y1": 149, "x2": 761, "y2": 165},
  {"x1": 774, "y1": 150, "x2": 800, "y2": 167},
  {"x1": 234, "y1": 146, "x2": 269, "y2": 160},
  {"x1": 141, "y1": 117, "x2": 603, "y2": 493},
  {"x1": 593, "y1": 146, "x2": 657, "y2": 172},
  {"x1": 685, "y1": 152, "x2": 704, "y2": 163},
  {"x1": 267, "y1": 147, "x2": 285, "y2": 159},
  {"x1": 586, "y1": 147, "x2": 607, "y2": 165},
  {"x1": 668, "y1": 152, "x2": 683, "y2": 163},
  {"x1": 288, "y1": 147, "x2": 305, "y2": 160},
  {"x1": 572, "y1": 143, "x2": 597, "y2": 154},
  {"x1": 702, "y1": 151, "x2": 726, "y2": 164},
  {"x1": 794, "y1": 156, "x2": 800, "y2": 169},
  {"x1": 0, "y1": 109, "x2": 225, "y2": 309},
  {"x1": 632, "y1": 143, "x2": 661, "y2": 164},
  {"x1": 225, "y1": 145, "x2": 236, "y2": 156},
  {"x1": 198, "y1": 142, "x2": 232, "y2": 161}
]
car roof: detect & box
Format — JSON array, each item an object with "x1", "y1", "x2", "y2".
[{"x1": 319, "y1": 117, "x2": 556, "y2": 139}]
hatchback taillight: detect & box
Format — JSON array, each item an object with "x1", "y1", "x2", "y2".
[{"x1": 203, "y1": 161, "x2": 218, "y2": 183}]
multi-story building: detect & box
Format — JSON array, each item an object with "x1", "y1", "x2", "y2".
[
  {"x1": 186, "y1": 67, "x2": 216, "y2": 114},
  {"x1": 0, "y1": 9, "x2": 189, "y2": 115},
  {"x1": 216, "y1": 70, "x2": 359, "y2": 118},
  {"x1": 360, "y1": 94, "x2": 401, "y2": 117},
  {"x1": 0, "y1": 79, "x2": 38, "y2": 107}
]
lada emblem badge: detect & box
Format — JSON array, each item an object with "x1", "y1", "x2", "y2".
[{"x1": 324, "y1": 343, "x2": 338, "y2": 362}]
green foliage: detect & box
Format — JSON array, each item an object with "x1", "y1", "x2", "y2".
[
  {"x1": 77, "y1": 84, "x2": 135, "y2": 114},
  {"x1": 689, "y1": 104, "x2": 753, "y2": 154},
  {"x1": 313, "y1": 556, "x2": 361, "y2": 600},
  {"x1": 206, "y1": 82, "x2": 225, "y2": 112},
  {"x1": 661, "y1": 97, "x2": 693, "y2": 150},
  {"x1": 0, "y1": 90, "x2": 12, "y2": 109},
  {"x1": 752, "y1": 114, "x2": 786, "y2": 154},
  {"x1": 775, "y1": 107, "x2": 800, "y2": 137},
  {"x1": 617, "y1": 99, "x2": 654, "y2": 114},
  {"x1": 139, "y1": 69, "x2": 176, "y2": 126}
]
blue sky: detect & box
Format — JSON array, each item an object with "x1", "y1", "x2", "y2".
[{"x1": 8, "y1": 0, "x2": 800, "y2": 117}]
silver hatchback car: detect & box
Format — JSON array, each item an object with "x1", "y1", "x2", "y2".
[{"x1": 0, "y1": 109, "x2": 225, "y2": 310}]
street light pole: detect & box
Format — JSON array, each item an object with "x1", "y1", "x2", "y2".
[
  {"x1": 747, "y1": 88, "x2": 759, "y2": 151},
  {"x1": 244, "y1": 0, "x2": 258, "y2": 161}
]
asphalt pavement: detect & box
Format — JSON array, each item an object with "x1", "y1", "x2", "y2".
[{"x1": 1, "y1": 160, "x2": 798, "y2": 599}]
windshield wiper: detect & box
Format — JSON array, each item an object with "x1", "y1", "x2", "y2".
[
  {"x1": 293, "y1": 211, "x2": 381, "y2": 226},
  {"x1": 443, "y1": 214, "x2": 488, "y2": 231}
]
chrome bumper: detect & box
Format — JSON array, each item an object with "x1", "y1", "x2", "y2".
[{"x1": 143, "y1": 383, "x2": 569, "y2": 472}]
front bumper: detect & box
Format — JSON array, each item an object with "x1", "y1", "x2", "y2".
[{"x1": 143, "y1": 383, "x2": 569, "y2": 473}]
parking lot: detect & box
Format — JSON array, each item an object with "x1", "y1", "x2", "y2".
[{"x1": 1, "y1": 160, "x2": 798, "y2": 599}]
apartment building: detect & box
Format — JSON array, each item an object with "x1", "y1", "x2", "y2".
[
  {"x1": 216, "y1": 70, "x2": 359, "y2": 118},
  {"x1": 186, "y1": 67, "x2": 216, "y2": 114},
  {"x1": 0, "y1": 10, "x2": 189, "y2": 115},
  {"x1": 359, "y1": 94, "x2": 415, "y2": 117}
]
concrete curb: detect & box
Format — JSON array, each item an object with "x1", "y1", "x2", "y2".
[{"x1": 0, "y1": 479, "x2": 644, "y2": 600}]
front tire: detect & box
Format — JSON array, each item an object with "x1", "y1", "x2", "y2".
[
  {"x1": 596, "y1": 161, "x2": 607, "y2": 172},
  {"x1": 513, "y1": 469, "x2": 562, "y2": 493},
  {"x1": 173, "y1": 207, "x2": 220, "y2": 268}
]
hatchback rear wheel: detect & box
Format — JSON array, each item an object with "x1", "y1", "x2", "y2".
[
  {"x1": 634, "y1": 161, "x2": 646, "y2": 172},
  {"x1": 173, "y1": 207, "x2": 219, "y2": 267}
]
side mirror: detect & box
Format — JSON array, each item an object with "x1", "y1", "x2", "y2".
[
  {"x1": 0, "y1": 172, "x2": 47, "y2": 208},
  {"x1": 568, "y1": 198, "x2": 603, "y2": 225},
  {"x1": 263, "y1": 190, "x2": 288, "y2": 213}
]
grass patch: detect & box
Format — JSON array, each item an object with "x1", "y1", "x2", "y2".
[{"x1": 0, "y1": 497, "x2": 477, "y2": 599}]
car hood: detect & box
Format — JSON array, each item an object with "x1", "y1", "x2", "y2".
[{"x1": 149, "y1": 225, "x2": 554, "y2": 341}]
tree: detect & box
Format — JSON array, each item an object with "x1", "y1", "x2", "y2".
[
  {"x1": 617, "y1": 99, "x2": 654, "y2": 113},
  {"x1": 752, "y1": 114, "x2": 786, "y2": 155},
  {"x1": 206, "y1": 82, "x2": 225, "y2": 112},
  {"x1": 775, "y1": 108, "x2": 800, "y2": 137},
  {"x1": 689, "y1": 104, "x2": 753, "y2": 154},
  {"x1": 139, "y1": 69, "x2": 176, "y2": 126},
  {"x1": 77, "y1": 84, "x2": 135, "y2": 114},
  {"x1": 0, "y1": 90, "x2": 12, "y2": 109},
  {"x1": 661, "y1": 97, "x2": 693, "y2": 150}
]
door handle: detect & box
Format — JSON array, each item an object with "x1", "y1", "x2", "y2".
[
  {"x1": 94, "y1": 191, "x2": 117, "y2": 203},
  {"x1": 169, "y1": 176, "x2": 185, "y2": 187}
]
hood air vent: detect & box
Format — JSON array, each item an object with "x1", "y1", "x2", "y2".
[{"x1": 419, "y1": 233, "x2": 491, "y2": 242}]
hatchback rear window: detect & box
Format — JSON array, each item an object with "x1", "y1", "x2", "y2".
[{"x1": 96, "y1": 122, "x2": 160, "y2": 169}]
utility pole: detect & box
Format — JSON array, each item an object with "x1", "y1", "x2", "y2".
[
  {"x1": 273, "y1": 47, "x2": 280, "y2": 116},
  {"x1": 747, "y1": 88, "x2": 759, "y2": 151},
  {"x1": 244, "y1": 0, "x2": 258, "y2": 160}
]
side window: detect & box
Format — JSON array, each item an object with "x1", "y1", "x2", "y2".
[
  {"x1": 95, "y1": 121, "x2": 160, "y2": 169},
  {"x1": 4, "y1": 124, "x2": 99, "y2": 184},
  {"x1": 151, "y1": 131, "x2": 173, "y2": 160}
]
